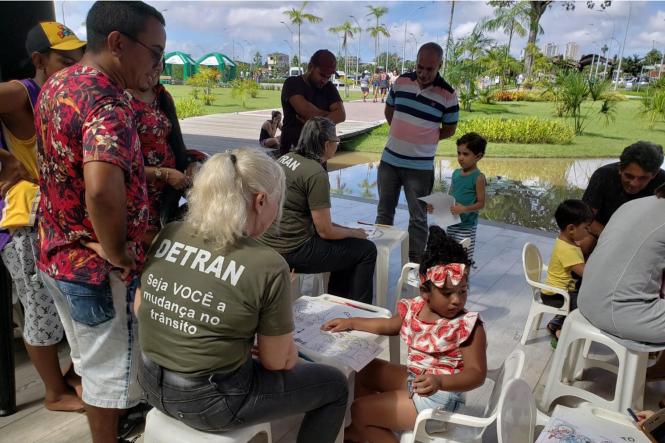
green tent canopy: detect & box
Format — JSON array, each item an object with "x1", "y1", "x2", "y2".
[
  {"x1": 163, "y1": 51, "x2": 197, "y2": 83},
  {"x1": 196, "y1": 52, "x2": 237, "y2": 82}
]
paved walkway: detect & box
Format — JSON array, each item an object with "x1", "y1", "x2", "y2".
[
  {"x1": 180, "y1": 100, "x2": 386, "y2": 154},
  {"x1": 4, "y1": 196, "x2": 665, "y2": 442}
]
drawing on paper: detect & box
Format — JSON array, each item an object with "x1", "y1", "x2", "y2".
[{"x1": 293, "y1": 298, "x2": 385, "y2": 372}]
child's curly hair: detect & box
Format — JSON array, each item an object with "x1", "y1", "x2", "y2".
[{"x1": 419, "y1": 226, "x2": 472, "y2": 289}]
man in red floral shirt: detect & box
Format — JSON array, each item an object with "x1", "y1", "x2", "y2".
[{"x1": 34, "y1": 2, "x2": 165, "y2": 442}]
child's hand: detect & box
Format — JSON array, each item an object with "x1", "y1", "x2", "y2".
[
  {"x1": 321, "y1": 318, "x2": 354, "y2": 332},
  {"x1": 451, "y1": 204, "x2": 465, "y2": 215},
  {"x1": 412, "y1": 374, "x2": 441, "y2": 397},
  {"x1": 426, "y1": 203, "x2": 434, "y2": 214},
  {"x1": 637, "y1": 410, "x2": 655, "y2": 425}
]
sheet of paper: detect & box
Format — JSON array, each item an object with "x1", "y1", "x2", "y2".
[
  {"x1": 293, "y1": 298, "x2": 384, "y2": 372},
  {"x1": 536, "y1": 417, "x2": 615, "y2": 443},
  {"x1": 417, "y1": 192, "x2": 460, "y2": 228}
]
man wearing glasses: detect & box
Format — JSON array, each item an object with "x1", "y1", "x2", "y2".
[
  {"x1": 34, "y1": 2, "x2": 165, "y2": 442},
  {"x1": 278, "y1": 49, "x2": 346, "y2": 157}
]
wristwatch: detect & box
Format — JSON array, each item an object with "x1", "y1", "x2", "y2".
[{"x1": 155, "y1": 167, "x2": 163, "y2": 181}]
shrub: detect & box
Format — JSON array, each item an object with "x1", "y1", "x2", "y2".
[
  {"x1": 231, "y1": 79, "x2": 260, "y2": 108},
  {"x1": 175, "y1": 98, "x2": 204, "y2": 119},
  {"x1": 492, "y1": 90, "x2": 552, "y2": 102},
  {"x1": 457, "y1": 117, "x2": 574, "y2": 144}
]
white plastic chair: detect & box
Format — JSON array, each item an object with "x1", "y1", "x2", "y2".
[
  {"x1": 389, "y1": 262, "x2": 420, "y2": 364},
  {"x1": 400, "y1": 348, "x2": 526, "y2": 443},
  {"x1": 144, "y1": 407, "x2": 272, "y2": 443},
  {"x1": 539, "y1": 309, "x2": 665, "y2": 413},
  {"x1": 289, "y1": 272, "x2": 329, "y2": 300},
  {"x1": 520, "y1": 243, "x2": 571, "y2": 345},
  {"x1": 497, "y1": 378, "x2": 536, "y2": 443}
]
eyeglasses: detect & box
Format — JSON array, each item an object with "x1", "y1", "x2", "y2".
[{"x1": 120, "y1": 32, "x2": 163, "y2": 68}]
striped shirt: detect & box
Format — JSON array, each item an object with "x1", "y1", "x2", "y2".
[{"x1": 382, "y1": 72, "x2": 459, "y2": 170}]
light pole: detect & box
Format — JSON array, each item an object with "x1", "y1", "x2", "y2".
[
  {"x1": 660, "y1": 19, "x2": 665, "y2": 78},
  {"x1": 401, "y1": 5, "x2": 425, "y2": 74},
  {"x1": 443, "y1": 0, "x2": 456, "y2": 76},
  {"x1": 350, "y1": 15, "x2": 362, "y2": 84},
  {"x1": 409, "y1": 32, "x2": 422, "y2": 62},
  {"x1": 281, "y1": 21, "x2": 295, "y2": 67},
  {"x1": 385, "y1": 24, "x2": 398, "y2": 72},
  {"x1": 614, "y1": 1, "x2": 632, "y2": 90}
]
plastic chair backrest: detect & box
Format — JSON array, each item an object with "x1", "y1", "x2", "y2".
[
  {"x1": 522, "y1": 243, "x2": 543, "y2": 286},
  {"x1": 497, "y1": 378, "x2": 536, "y2": 443},
  {"x1": 394, "y1": 262, "x2": 420, "y2": 310},
  {"x1": 483, "y1": 348, "x2": 526, "y2": 419}
]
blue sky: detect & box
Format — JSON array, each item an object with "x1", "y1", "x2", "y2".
[{"x1": 55, "y1": 1, "x2": 665, "y2": 66}]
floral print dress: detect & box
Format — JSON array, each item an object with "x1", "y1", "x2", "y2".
[
  {"x1": 397, "y1": 296, "x2": 480, "y2": 376},
  {"x1": 126, "y1": 85, "x2": 176, "y2": 231}
]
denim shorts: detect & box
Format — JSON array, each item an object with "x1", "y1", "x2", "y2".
[
  {"x1": 40, "y1": 270, "x2": 142, "y2": 409},
  {"x1": 407, "y1": 373, "x2": 465, "y2": 414}
]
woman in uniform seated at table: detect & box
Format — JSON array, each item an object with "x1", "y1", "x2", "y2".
[
  {"x1": 258, "y1": 117, "x2": 377, "y2": 304},
  {"x1": 136, "y1": 148, "x2": 348, "y2": 442}
]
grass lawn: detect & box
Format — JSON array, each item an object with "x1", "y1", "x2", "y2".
[
  {"x1": 343, "y1": 100, "x2": 665, "y2": 158},
  {"x1": 164, "y1": 84, "x2": 365, "y2": 115}
]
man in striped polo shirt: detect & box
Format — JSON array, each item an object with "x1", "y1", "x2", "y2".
[{"x1": 375, "y1": 42, "x2": 459, "y2": 262}]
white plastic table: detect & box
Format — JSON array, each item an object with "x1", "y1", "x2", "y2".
[
  {"x1": 537, "y1": 404, "x2": 650, "y2": 443},
  {"x1": 294, "y1": 294, "x2": 392, "y2": 443},
  {"x1": 368, "y1": 227, "x2": 408, "y2": 309}
]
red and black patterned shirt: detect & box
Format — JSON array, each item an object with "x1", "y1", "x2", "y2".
[
  {"x1": 35, "y1": 64, "x2": 148, "y2": 283},
  {"x1": 126, "y1": 85, "x2": 176, "y2": 231}
]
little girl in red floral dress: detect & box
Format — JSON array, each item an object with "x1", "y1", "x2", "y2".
[{"x1": 322, "y1": 225, "x2": 487, "y2": 443}]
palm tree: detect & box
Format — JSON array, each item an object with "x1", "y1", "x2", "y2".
[
  {"x1": 484, "y1": 1, "x2": 529, "y2": 59},
  {"x1": 329, "y1": 21, "x2": 358, "y2": 97},
  {"x1": 365, "y1": 6, "x2": 389, "y2": 63},
  {"x1": 443, "y1": 0, "x2": 456, "y2": 75},
  {"x1": 283, "y1": 1, "x2": 322, "y2": 70}
]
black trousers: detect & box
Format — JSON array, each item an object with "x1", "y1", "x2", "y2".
[{"x1": 283, "y1": 235, "x2": 377, "y2": 304}]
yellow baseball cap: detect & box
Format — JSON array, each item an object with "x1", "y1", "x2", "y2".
[{"x1": 25, "y1": 21, "x2": 86, "y2": 54}]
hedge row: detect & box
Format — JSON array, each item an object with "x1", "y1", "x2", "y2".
[{"x1": 458, "y1": 117, "x2": 574, "y2": 144}]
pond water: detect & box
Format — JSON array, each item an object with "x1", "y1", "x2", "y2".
[{"x1": 329, "y1": 156, "x2": 623, "y2": 232}]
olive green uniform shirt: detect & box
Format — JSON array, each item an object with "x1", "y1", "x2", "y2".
[
  {"x1": 138, "y1": 222, "x2": 293, "y2": 375},
  {"x1": 259, "y1": 153, "x2": 331, "y2": 254}
]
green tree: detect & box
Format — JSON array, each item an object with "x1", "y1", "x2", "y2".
[
  {"x1": 283, "y1": 1, "x2": 322, "y2": 72},
  {"x1": 491, "y1": 1, "x2": 611, "y2": 78},
  {"x1": 479, "y1": 45, "x2": 521, "y2": 91},
  {"x1": 644, "y1": 49, "x2": 662, "y2": 67},
  {"x1": 186, "y1": 67, "x2": 218, "y2": 105},
  {"x1": 292, "y1": 55, "x2": 300, "y2": 68},
  {"x1": 377, "y1": 52, "x2": 402, "y2": 72},
  {"x1": 252, "y1": 51, "x2": 262, "y2": 70},
  {"x1": 231, "y1": 79, "x2": 259, "y2": 108},
  {"x1": 485, "y1": 1, "x2": 529, "y2": 59},
  {"x1": 621, "y1": 54, "x2": 642, "y2": 77},
  {"x1": 365, "y1": 6, "x2": 389, "y2": 63},
  {"x1": 329, "y1": 20, "x2": 358, "y2": 97}
]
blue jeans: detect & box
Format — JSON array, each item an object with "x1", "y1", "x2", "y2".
[
  {"x1": 40, "y1": 271, "x2": 142, "y2": 409},
  {"x1": 139, "y1": 353, "x2": 348, "y2": 443},
  {"x1": 376, "y1": 161, "x2": 434, "y2": 263}
]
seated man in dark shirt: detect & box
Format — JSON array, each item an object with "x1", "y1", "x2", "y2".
[
  {"x1": 278, "y1": 49, "x2": 346, "y2": 157},
  {"x1": 581, "y1": 141, "x2": 665, "y2": 252}
]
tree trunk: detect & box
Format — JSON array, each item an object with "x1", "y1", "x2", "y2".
[
  {"x1": 443, "y1": 0, "x2": 456, "y2": 75},
  {"x1": 524, "y1": 1, "x2": 549, "y2": 79},
  {"x1": 298, "y1": 24, "x2": 301, "y2": 70}
]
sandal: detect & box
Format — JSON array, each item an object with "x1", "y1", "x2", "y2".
[{"x1": 118, "y1": 402, "x2": 152, "y2": 439}]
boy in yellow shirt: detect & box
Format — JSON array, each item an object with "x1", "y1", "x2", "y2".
[{"x1": 542, "y1": 200, "x2": 593, "y2": 346}]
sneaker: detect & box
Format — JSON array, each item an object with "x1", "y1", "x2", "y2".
[{"x1": 118, "y1": 402, "x2": 152, "y2": 439}]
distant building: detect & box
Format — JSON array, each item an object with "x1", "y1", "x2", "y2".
[
  {"x1": 267, "y1": 52, "x2": 289, "y2": 73},
  {"x1": 564, "y1": 41, "x2": 580, "y2": 61},
  {"x1": 344, "y1": 55, "x2": 359, "y2": 67},
  {"x1": 542, "y1": 42, "x2": 559, "y2": 58}
]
